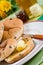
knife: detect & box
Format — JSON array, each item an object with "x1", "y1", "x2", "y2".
[
  {"x1": 23, "y1": 34, "x2": 43, "y2": 40},
  {"x1": 31, "y1": 35, "x2": 43, "y2": 40}
]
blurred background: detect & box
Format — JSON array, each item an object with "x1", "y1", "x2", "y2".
[{"x1": 0, "y1": 0, "x2": 43, "y2": 22}]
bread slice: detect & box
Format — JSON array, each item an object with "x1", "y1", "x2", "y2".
[
  {"x1": 2, "y1": 18, "x2": 23, "y2": 40},
  {"x1": 5, "y1": 35, "x2": 34, "y2": 63},
  {"x1": 0, "y1": 39, "x2": 17, "y2": 61}
]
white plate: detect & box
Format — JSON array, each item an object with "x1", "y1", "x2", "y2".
[
  {"x1": 0, "y1": 21, "x2": 43, "y2": 65},
  {"x1": 24, "y1": 21, "x2": 43, "y2": 35}
]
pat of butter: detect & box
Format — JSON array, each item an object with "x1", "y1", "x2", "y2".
[{"x1": 16, "y1": 40, "x2": 26, "y2": 52}]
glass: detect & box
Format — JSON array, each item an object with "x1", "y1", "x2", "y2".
[{"x1": 16, "y1": 0, "x2": 37, "y2": 17}]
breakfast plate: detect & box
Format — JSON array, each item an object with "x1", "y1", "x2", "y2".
[
  {"x1": 24, "y1": 21, "x2": 43, "y2": 35},
  {"x1": 0, "y1": 21, "x2": 43, "y2": 65}
]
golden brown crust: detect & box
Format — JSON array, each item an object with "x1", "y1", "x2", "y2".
[
  {"x1": 0, "y1": 22, "x2": 4, "y2": 42},
  {"x1": 3, "y1": 18, "x2": 23, "y2": 30},
  {"x1": 2, "y1": 31, "x2": 11, "y2": 41},
  {"x1": 2, "y1": 18, "x2": 23, "y2": 41}
]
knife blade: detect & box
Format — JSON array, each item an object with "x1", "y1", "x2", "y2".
[{"x1": 23, "y1": 34, "x2": 43, "y2": 40}]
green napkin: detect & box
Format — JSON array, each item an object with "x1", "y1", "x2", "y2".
[
  {"x1": 24, "y1": 49, "x2": 43, "y2": 65},
  {"x1": 38, "y1": 15, "x2": 43, "y2": 20}
]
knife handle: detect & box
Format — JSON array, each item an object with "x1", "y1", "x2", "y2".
[{"x1": 33, "y1": 35, "x2": 43, "y2": 40}]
